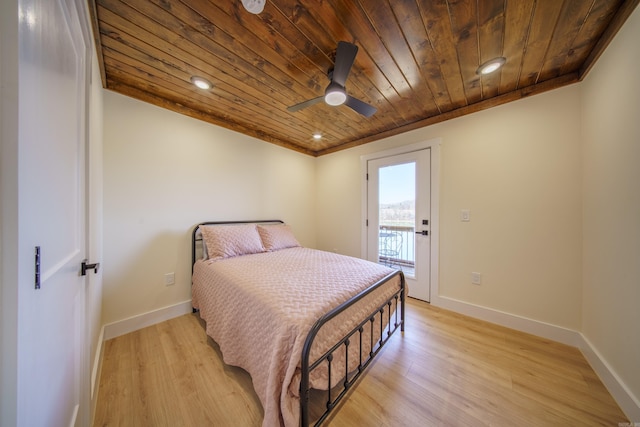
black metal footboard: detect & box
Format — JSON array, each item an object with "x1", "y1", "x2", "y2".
[{"x1": 300, "y1": 270, "x2": 406, "y2": 426}]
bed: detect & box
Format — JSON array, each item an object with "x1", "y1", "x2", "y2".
[{"x1": 191, "y1": 220, "x2": 405, "y2": 427}]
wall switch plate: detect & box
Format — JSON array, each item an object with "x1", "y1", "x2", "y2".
[
  {"x1": 164, "y1": 272, "x2": 175, "y2": 286},
  {"x1": 461, "y1": 209, "x2": 470, "y2": 222},
  {"x1": 471, "y1": 272, "x2": 482, "y2": 285}
]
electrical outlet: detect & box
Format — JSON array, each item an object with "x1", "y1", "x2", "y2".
[
  {"x1": 471, "y1": 272, "x2": 482, "y2": 285},
  {"x1": 164, "y1": 272, "x2": 175, "y2": 286}
]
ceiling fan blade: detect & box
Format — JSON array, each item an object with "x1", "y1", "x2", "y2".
[
  {"x1": 345, "y1": 96, "x2": 377, "y2": 117},
  {"x1": 332, "y1": 41, "x2": 358, "y2": 86},
  {"x1": 287, "y1": 96, "x2": 324, "y2": 113}
]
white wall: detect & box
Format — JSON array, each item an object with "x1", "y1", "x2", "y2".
[
  {"x1": 102, "y1": 92, "x2": 317, "y2": 325},
  {"x1": 316, "y1": 85, "x2": 583, "y2": 330},
  {"x1": 581, "y1": 6, "x2": 640, "y2": 415}
]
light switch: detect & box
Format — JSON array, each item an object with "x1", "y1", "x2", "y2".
[{"x1": 461, "y1": 209, "x2": 470, "y2": 222}]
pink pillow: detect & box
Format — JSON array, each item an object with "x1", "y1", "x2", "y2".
[
  {"x1": 257, "y1": 224, "x2": 301, "y2": 251},
  {"x1": 200, "y1": 224, "x2": 265, "y2": 260}
]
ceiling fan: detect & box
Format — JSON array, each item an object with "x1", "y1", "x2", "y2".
[{"x1": 287, "y1": 41, "x2": 377, "y2": 117}]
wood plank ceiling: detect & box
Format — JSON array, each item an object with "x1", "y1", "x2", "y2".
[{"x1": 88, "y1": 0, "x2": 638, "y2": 156}]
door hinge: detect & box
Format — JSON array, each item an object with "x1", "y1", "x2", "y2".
[
  {"x1": 366, "y1": 219, "x2": 369, "y2": 226},
  {"x1": 35, "y1": 246, "x2": 41, "y2": 290}
]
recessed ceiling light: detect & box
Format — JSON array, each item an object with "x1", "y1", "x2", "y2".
[
  {"x1": 476, "y1": 57, "x2": 506, "y2": 75},
  {"x1": 190, "y1": 76, "x2": 212, "y2": 90},
  {"x1": 313, "y1": 133, "x2": 322, "y2": 140}
]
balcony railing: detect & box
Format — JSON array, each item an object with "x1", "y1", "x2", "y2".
[{"x1": 378, "y1": 225, "x2": 415, "y2": 272}]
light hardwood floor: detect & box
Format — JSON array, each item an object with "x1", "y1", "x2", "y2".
[{"x1": 93, "y1": 298, "x2": 628, "y2": 426}]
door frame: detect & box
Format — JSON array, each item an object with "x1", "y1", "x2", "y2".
[{"x1": 360, "y1": 138, "x2": 441, "y2": 302}]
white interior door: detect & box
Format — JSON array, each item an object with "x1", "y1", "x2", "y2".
[
  {"x1": 18, "y1": 0, "x2": 89, "y2": 425},
  {"x1": 367, "y1": 149, "x2": 431, "y2": 301}
]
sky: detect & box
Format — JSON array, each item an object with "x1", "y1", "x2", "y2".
[{"x1": 379, "y1": 162, "x2": 415, "y2": 204}]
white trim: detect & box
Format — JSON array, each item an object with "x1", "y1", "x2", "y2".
[
  {"x1": 361, "y1": 138, "x2": 441, "y2": 302},
  {"x1": 89, "y1": 324, "x2": 104, "y2": 427},
  {"x1": 431, "y1": 295, "x2": 582, "y2": 346},
  {"x1": 68, "y1": 404, "x2": 79, "y2": 427},
  {"x1": 430, "y1": 294, "x2": 640, "y2": 421},
  {"x1": 579, "y1": 335, "x2": 640, "y2": 422},
  {"x1": 90, "y1": 325, "x2": 104, "y2": 400},
  {"x1": 103, "y1": 300, "x2": 193, "y2": 340}
]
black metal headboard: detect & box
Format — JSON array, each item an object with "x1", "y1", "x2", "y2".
[{"x1": 191, "y1": 220, "x2": 284, "y2": 272}]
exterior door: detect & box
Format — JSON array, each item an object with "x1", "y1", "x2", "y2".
[
  {"x1": 367, "y1": 149, "x2": 431, "y2": 301},
  {"x1": 17, "y1": 0, "x2": 89, "y2": 424}
]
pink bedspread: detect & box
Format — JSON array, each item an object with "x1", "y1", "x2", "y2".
[{"x1": 191, "y1": 247, "x2": 401, "y2": 427}]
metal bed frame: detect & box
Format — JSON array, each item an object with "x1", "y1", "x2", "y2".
[{"x1": 191, "y1": 220, "x2": 405, "y2": 426}]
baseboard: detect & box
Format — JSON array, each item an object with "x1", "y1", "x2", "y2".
[
  {"x1": 103, "y1": 300, "x2": 193, "y2": 340},
  {"x1": 431, "y1": 295, "x2": 582, "y2": 346},
  {"x1": 431, "y1": 295, "x2": 639, "y2": 422},
  {"x1": 579, "y1": 334, "x2": 640, "y2": 422}
]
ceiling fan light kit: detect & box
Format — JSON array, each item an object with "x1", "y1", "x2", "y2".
[
  {"x1": 241, "y1": 0, "x2": 265, "y2": 14},
  {"x1": 287, "y1": 41, "x2": 377, "y2": 117},
  {"x1": 324, "y1": 82, "x2": 347, "y2": 106}
]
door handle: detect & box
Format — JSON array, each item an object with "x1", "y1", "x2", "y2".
[
  {"x1": 81, "y1": 259, "x2": 100, "y2": 276},
  {"x1": 415, "y1": 230, "x2": 429, "y2": 236}
]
